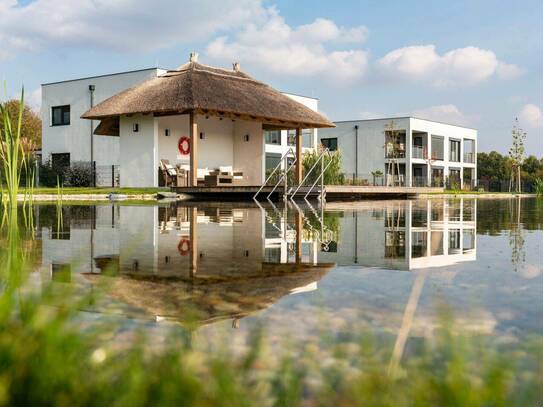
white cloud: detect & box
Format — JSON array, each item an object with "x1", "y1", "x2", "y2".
[
  {"x1": 519, "y1": 104, "x2": 543, "y2": 128},
  {"x1": 496, "y1": 62, "x2": 523, "y2": 80},
  {"x1": 378, "y1": 45, "x2": 521, "y2": 86},
  {"x1": 0, "y1": 0, "x2": 265, "y2": 59},
  {"x1": 206, "y1": 8, "x2": 369, "y2": 84},
  {"x1": 413, "y1": 104, "x2": 468, "y2": 125}
]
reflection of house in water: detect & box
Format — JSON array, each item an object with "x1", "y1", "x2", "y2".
[
  {"x1": 319, "y1": 198, "x2": 477, "y2": 270},
  {"x1": 38, "y1": 204, "x2": 332, "y2": 326}
]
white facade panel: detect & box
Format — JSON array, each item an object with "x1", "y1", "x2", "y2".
[{"x1": 41, "y1": 68, "x2": 164, "y2": 166}]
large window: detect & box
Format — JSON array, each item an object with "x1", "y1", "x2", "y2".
[
  {"x1": 320, "y1": 137, "x2": 337, "y2": 151},
  {"x1": 287, "y1": 129, "x2": 313, "y2": 148},
  {"x1": 431, "y1": 135, "x2": 444, "y2": 160},
  {"x1": 51, "y1": 105, "x2": 70, "y2": 126},
  {"x1": 463, "y1": 139, "x2": 475, "y2": 163},
  {"x1": 265, "y1": 153, "x2": 281, "y2": 174},
  {"x1": 264, "y1": 130, "x2": 281, "y2": 145},
  {"x1": 449, "y1": 139, "x2": 461, "y2": 162}
]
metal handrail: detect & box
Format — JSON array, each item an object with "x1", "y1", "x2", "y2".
[
  {"x1": 304, "y1": 158, "x2": 333, "y2": 200},
  {"x1": 290, "y1": 148, "x2": 330, "y2": 198},
  {"x1": 266, "y1": 155, "x2": 297, "y2": 200},
  {"x1": 253, "y1": 148, "x2": 295, "y2": 200}
]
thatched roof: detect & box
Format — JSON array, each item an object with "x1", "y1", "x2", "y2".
[
  {"x1": 81, "y1": 58, "x2": 334, "y2": 129},
  {"x1": 83, "y1": 262, "x2": 334, "y2": 326}
]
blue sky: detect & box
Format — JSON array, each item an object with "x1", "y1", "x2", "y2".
[{"x1": 1, "y1": 0, "x2": 542, "y2": 155}]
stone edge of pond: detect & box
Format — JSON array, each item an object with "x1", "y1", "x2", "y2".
[
  {"x1": 15, "y1": 194, "x2": 159, "y2": 201},
  {"x1": 418, "y1": 193, "x2": 538, "y2": 199}
]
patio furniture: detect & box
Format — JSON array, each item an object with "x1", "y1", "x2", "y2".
[
  {"x1": 204, "y1": 172, "x2": 233, "y2": 186},
  {"x1": 218, "y1": 166, "x2": 244, "y2": 183},
  {"x1": 176, "y1": 164, "x2": 190, "y2": 187},
  {"x1": 160, "y1": 159, "x2": 178, "y2": 187}
]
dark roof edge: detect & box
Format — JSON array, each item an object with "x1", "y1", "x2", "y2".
[
  {"x1": 41, "y1": 67, "x2": 166, "y2": 86},
  {"x1": 332, "y1": 116, "x2": 477, "y2": 131}
]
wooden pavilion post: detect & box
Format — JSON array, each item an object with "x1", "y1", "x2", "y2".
[
  {"x1": 295, "y1": 211, "x2": 303, "y2": 264},
  {"x1": 189, "y1": 206, "x2": 198, "y2": 278},
  {"x1": 189, "y1": 111, "x2": 198, "y2": 187},
  {"x1": 295, "y1": 127, "x2": 302, "y2": 185}
]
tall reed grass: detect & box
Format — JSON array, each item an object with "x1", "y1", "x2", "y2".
[
  {"x1": 0, "y1": 205, "x2": 542, "y2": 406},
  {"x1": 535, "y1": 178, "x2": 543, "y2": 197},
  {"x1": 0, "y1": 87, "x2": 29, "y2": 208}
]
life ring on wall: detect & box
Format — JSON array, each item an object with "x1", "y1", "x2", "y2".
[
  {"x1": 178, "y1": 238, "x2": 190, "y2": 256},
  {"x1": 178, "y1": 136, "x2": 190, "y2": 155}
]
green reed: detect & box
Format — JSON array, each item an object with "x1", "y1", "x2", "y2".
[
  {"x1": 0, "y1": 86, "x2": 28, "y2": 208},
  {"x1": 0, "y1": 205, "x2": 542, "y2": 405},
  {"x1": 534, "y1": 178, "x2": 543, "y2": 197}
]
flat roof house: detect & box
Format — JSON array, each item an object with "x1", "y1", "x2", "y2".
[
  {"x1": 318, "y1": 117, "x2": 477, "y2": 189},
  {"x1": 41, "y1": 55, "x2": 331, "y2": 188}
]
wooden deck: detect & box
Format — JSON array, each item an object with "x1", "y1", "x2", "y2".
[{"x1": 170, "y1": 185, "x2": 443, "y2": 201}]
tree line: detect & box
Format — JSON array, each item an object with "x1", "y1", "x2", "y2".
[{"x1": 477, "y1": 151, "x2": 543, "y2": 183}]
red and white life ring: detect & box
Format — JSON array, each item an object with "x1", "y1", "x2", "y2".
[
  {"x1": 178, "y1": 136, "x2": 190, "y2": 155},
  {"x1": 178, "y1": 238, "x2": 190, "y2": 256}
]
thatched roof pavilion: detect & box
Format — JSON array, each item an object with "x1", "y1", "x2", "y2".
[
  {"x1": 82, "y1": 53, "x2": 334, "y2": 187},
  {"x1": 82, "y1": 56, "x2": 334, "y2": 130}
]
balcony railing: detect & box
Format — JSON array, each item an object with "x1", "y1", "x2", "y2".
[
  {"x1": 385, "y1": 143, "x2": 406, "y2": 158},
  {"x1": 463, "y1": 152, "x2": 475, "y2": 163},
  {"x1": 412, "y1": 146, "x2": 425, "y2": 159},
  {"x1": 412, "y1": 176, "x2": 428, "y2": 187}
]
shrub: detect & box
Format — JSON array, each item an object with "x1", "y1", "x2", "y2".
[
  {"x1": 66, "y1": 161, "x2": 94, "y2": 187},
  {"x1": 302, "y1": 148, "x2": 345, "y2": 185},
  {"x1": 39, "y1": 160, "x2": 94, "y2": 187}
]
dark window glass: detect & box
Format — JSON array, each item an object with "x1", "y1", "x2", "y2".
[
  {"x1": 321, "y1": 138, "x2": 338, "y2": 151},
  {"x1": 287, "y1": 129, "x2": 313, "y2": 148},
  {"x1": 51, "y1": 105, "x2": 70, "y2": 126},
  {"x1": 51, "y1": 153, "x2": 70, "y2": 170},
  {"x1": 265, "y1": 153, "x2": 281, "y2": 173},
  {"x1": 431, "y1": 136, "x2": 444, "y2": 160},
  {"x1": 264, "y1": 130, "x2": 281, "y2": 145},
  {"x1": 449, "y1": 139, "x2": 461, "y2": 162}
]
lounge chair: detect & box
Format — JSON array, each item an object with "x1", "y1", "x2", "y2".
[{"x1": 160, "y1": 159, "x2": 178, "y2": 186}]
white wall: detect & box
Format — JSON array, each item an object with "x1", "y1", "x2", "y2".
[
  {"x1": 41, "y1": 68, "x2": 164, "y2": 166},
  {"x1": 119, "y1": 115, "x2": 158, "y2": 187},
  {"x1": 233, "y1": 120, "x2": 264, "y2": 185},
  {"x1": 318, "y1": 117, "x2": 477, "y2": 187}
]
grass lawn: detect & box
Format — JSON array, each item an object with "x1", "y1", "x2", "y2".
[
  {"x1": 429, "y1": 190, "x2": 526, "y2": 195},
  {"x1": 18, "y1": 187, "x2": 169, "y2": 195}
]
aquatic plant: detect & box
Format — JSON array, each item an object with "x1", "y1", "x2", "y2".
[
  {"x1": 534, "y1": 178, "x2": 543, "y2": 197},
  {"x1": 0, "y1": 87, "x2": 28, "y2": 207}
]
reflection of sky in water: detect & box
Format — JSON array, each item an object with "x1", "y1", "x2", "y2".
[{"x1": 34, "y1": 198, "x2": 543, "y2": 343}]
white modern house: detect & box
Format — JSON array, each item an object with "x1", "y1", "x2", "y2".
[
  {"x1": 318, "y1": 117, "x2": 477, "y2": 189},
  {"x1": 41, "y1": 56, "x2": 324, "y2": 187}
]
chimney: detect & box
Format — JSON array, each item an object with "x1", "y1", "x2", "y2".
[
  {"x1": 233, "y1": 62, "x2": 240, "y2": 72},
  {"x1": 189, "y1": 52, "x2": 199, "y2": 63}
]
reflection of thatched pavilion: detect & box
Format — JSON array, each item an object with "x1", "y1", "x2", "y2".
[{"x1": 84, "y1": 262, "x2": 333, "y2": 326}]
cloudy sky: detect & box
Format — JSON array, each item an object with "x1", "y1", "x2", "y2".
[{"x1": 1, "y1": 0, "x2": 542, "y2": 155}]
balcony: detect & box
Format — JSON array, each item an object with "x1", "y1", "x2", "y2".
[
  {"x1": 463, "y1": 152, "x2": 475, "y2": 163},
  {"x1": 385, "y1": 142, "x2": 406, "y2": 158},
  {"x1": 412, "y1": 145, "x2": 425, "y2": 159}
]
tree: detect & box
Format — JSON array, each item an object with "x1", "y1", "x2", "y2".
[
  {"x1": 477, "y1": 151, "x2": 511, "y2": 181},
  {"x1": 0, "y1": 99, "x2": 41, "y2": 153},
  {"x1": 509, "y1": 118, "x2": 526, "y2": 193},
  {"x1": 384, "y1": 120, "x2": 404, "y2": 186}
]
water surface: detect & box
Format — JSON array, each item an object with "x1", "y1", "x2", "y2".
[{"x1": 31, "y1": 197, "x2": 543, "y2": 345}]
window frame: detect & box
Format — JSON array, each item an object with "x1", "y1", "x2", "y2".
[
  {"x1": 264, "y1": 130, "x2": 282, "y2": 145},
  {"x1": 320, "y1": 137, "x2": 338, "y2": 151},
  {"x1": 51, "y1": 105, "x2": 71, "y2": 126}
]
